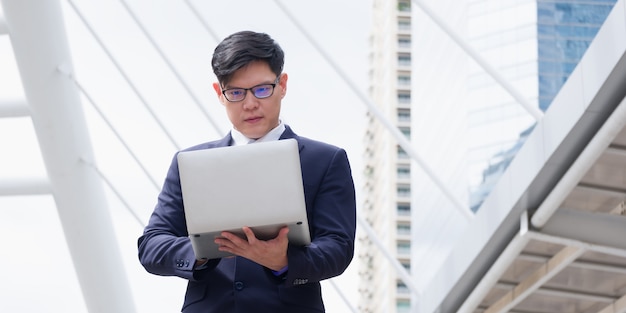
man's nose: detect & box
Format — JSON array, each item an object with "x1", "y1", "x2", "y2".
[{"x1": 241, "y1": 90, "x2": 260, "y2": 110}]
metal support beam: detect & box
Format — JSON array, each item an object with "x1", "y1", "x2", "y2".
[
  {"x1": 597, "y1": 293, "x2": 626, "y2": 313},
  {"x1": 493, "y1": 282, "x2": 617, "y2": 303},
  {"x1": 0, "y1": 178, "x2": 50, "y2": 196},
  {"x1": 611, "y1": 200, "x2": 626, "y2": 215},
  {"x1": 540, "y1": 209, "x2": 626, "y2": 251},
  {"x1": 576, "y1": 183, "x2": 626, "y2": 199},
  {"x1": 483, "y1": 246, "x2": 585, "y2": 313},
  {"x1": 0, "y1": 99, "x2": 30, "y2": 117},
  {"x1": 518, "y1": 252, "x2": 626, "y2": 275},
  {"x1": 528, "y1": 231, "x2": 626, "y2": 259},
  {"x1": 0, "y1": 1, "x2": 136, "y2": 312},
  {"x1": 606, "y1": 144, "x2": 626, "y2": 156}
]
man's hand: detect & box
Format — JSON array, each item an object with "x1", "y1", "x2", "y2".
[{"x1": 214, "y1": 226, "x2": 289, "y2": 271}]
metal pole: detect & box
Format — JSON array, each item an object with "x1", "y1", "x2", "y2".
[
  {"x1": 0, "y1": 177, "x2": 51, "y2": 196},
  {"x1": 0, "y1": 98, "x2": 30, "y2": 117},
  {"x1": 0, "y1": 1, "x2": 136, "y2": 312}
]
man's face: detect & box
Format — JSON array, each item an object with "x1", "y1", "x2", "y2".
[{"x1": 213, "y1": 61, "x2": 287, "y2": 139}]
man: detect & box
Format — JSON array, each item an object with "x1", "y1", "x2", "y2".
[{"x1": 137, "y1": 31, "x2": 357, "y2": 313}]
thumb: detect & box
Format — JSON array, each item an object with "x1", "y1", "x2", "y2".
[{"x1": 278, "y1": 226, "x2": 290, "y2": 238}]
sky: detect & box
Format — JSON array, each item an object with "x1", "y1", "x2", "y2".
[{"x1": 0, "y1": 1, "x2": 371, "y2": 312}]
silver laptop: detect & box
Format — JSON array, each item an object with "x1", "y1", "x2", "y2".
[{"x1": 177, "y1": 138, "x2": 311, "y2": 260}]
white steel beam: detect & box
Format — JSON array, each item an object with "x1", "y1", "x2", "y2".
[
  {"x1": 528, "y1": 231, "x2": 626, "y2": 259},
  {"x1": 0, "y1": 177, "x2": 50, "y2": 196},
  {"x1": 540, "y1": 209, "x2": 626, "y2": 251},
  {"x1": 0, "y1": 1, "x2": 136, "y2": 313},
  {"x1": 0, "y1": 98, "x2": 30, "y2": 117}
]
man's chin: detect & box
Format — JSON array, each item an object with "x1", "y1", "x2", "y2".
[{"x1": 241, "y1": 130, "x2": 265, "y2": 140}]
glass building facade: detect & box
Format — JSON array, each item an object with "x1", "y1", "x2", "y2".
[{"x1": 537, "y1": 0, "x2": 618, "y2": 111}]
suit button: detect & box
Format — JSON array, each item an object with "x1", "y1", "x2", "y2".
[{"x1": 234, "y1": 281, "x2": 244, "y2": 291}]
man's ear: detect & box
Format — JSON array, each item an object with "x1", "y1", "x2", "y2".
[
  {"x1": 212, "y1": 82, "x2": 226, "y2": 105},
  {"x1": 212, "y1": 82, "x2": 222, "y2": 96},
  {"x1": 279, "y1": 73, "x2": 288, "y2": 98}
]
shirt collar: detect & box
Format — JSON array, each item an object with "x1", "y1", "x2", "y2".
[{"x1": 231, "y1": 121, "x2": 285, "y2": 146}]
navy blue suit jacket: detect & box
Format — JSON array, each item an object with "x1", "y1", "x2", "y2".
[{"x1": 138, "y1": 126, "x2": 357, "y2": 313}]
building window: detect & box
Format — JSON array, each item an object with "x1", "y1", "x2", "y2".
[
  {"x1": 398, "y1": 36, "x2": 411, "y2": 48},
  {"x1": 397, "y1": 223, "x2": 410, "y2": 235},
  {"x1": 397, "y1": 300, "x2": 411, "y2": 313},
  {"x1": 398, "y1": 91, "x2": 411, "y2": 104},
  {"x1": 398, "y1": 54, "x2": 411, "y2": 66},
  {"x1": 397, "y1": 108, "x2": 411, "y2": 122},
  {"x1": 397, "y1": 145, "x2": 409, "y2": 159},
  {"x1": 397, "y1": 242, "x2": 411, "y2": 255},
  {"x1": 398, "y1": 1, "x2": 411, "y2": 12},
  {"x1": 397, "y1": 185, "x2": 411, "y2": 198},
  {"x1": 397, "y1": 203, "x2": 410, "y2": 216},
  {"x1": 397, "y1": 165, "x2": 410, "y2": 179},
  {"x1": 398, "y1": 18, "x2": 411, "y2": 31},
  {"x1": 401, "y1": 261, "x2": 411, "y2": 271},
  {"x1": 399, "y1": 127, "x2": 411, "y2": 139},
  {"x1": 397, "y1": 281, "x2": 410, "y2": 294},
  {"x1": 398, "y1": 74, "x2": 411, "y2": 86}
]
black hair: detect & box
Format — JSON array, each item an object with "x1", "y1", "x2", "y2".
[{"x1": 211, "y1": 31, "x2": 284, "y2": 86}]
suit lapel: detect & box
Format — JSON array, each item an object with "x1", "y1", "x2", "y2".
[{"x1": 280, "y1": 125, "x2": 304, "y2": 153}]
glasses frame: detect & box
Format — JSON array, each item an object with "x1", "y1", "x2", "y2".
[{"x1": 221, "y1": 76, "x2": 281, "y2": 102}]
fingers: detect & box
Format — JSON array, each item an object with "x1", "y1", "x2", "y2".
[
  {"x1": 215, "y1": 230, "x2": 247, "y2": 251},
  {"x1": 215, "y1": 226, "x2": 289, "y2": 254},
  {"x1": 214, "y1": 227, "x2": 290, "y2": 269},
  {"x1": 241, "y1": 226, "x2": 257, "y2": 243}
]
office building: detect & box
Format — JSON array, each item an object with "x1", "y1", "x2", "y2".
[{"x1": 360, "y1": 0, "x2": 414, "y2": 312}]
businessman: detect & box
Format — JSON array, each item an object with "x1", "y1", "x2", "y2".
[{"x1": 137, "y1": 30, "x2": 357, "y2": 313}]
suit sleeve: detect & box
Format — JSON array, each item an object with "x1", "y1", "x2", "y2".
[
  {"x1": 137, "y1": 153, "x2": 218, "y2": 281},
  {"x1": 284, "y1": 147, "x2": 357, "y2": 287}
]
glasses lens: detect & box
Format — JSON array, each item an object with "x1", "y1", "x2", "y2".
[
  {"x1": 252, "y1": 85, "x2": 274, "y2": 99},
  {"x1": 225, "y1": 89, "x2": 245, "y2": 101}
]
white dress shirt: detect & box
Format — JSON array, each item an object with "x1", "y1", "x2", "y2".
[{"x1": 230, "y1": 121, "x2": 286, "y2": 146}]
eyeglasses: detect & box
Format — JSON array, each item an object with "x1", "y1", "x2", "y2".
[{"x1": 221, "y1": 76, "x2": 280, "y2": 102}]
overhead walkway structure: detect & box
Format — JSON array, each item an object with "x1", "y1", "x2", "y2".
[{"x1": 421, "y1": 1, "x2": 626, "y2": 312}]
